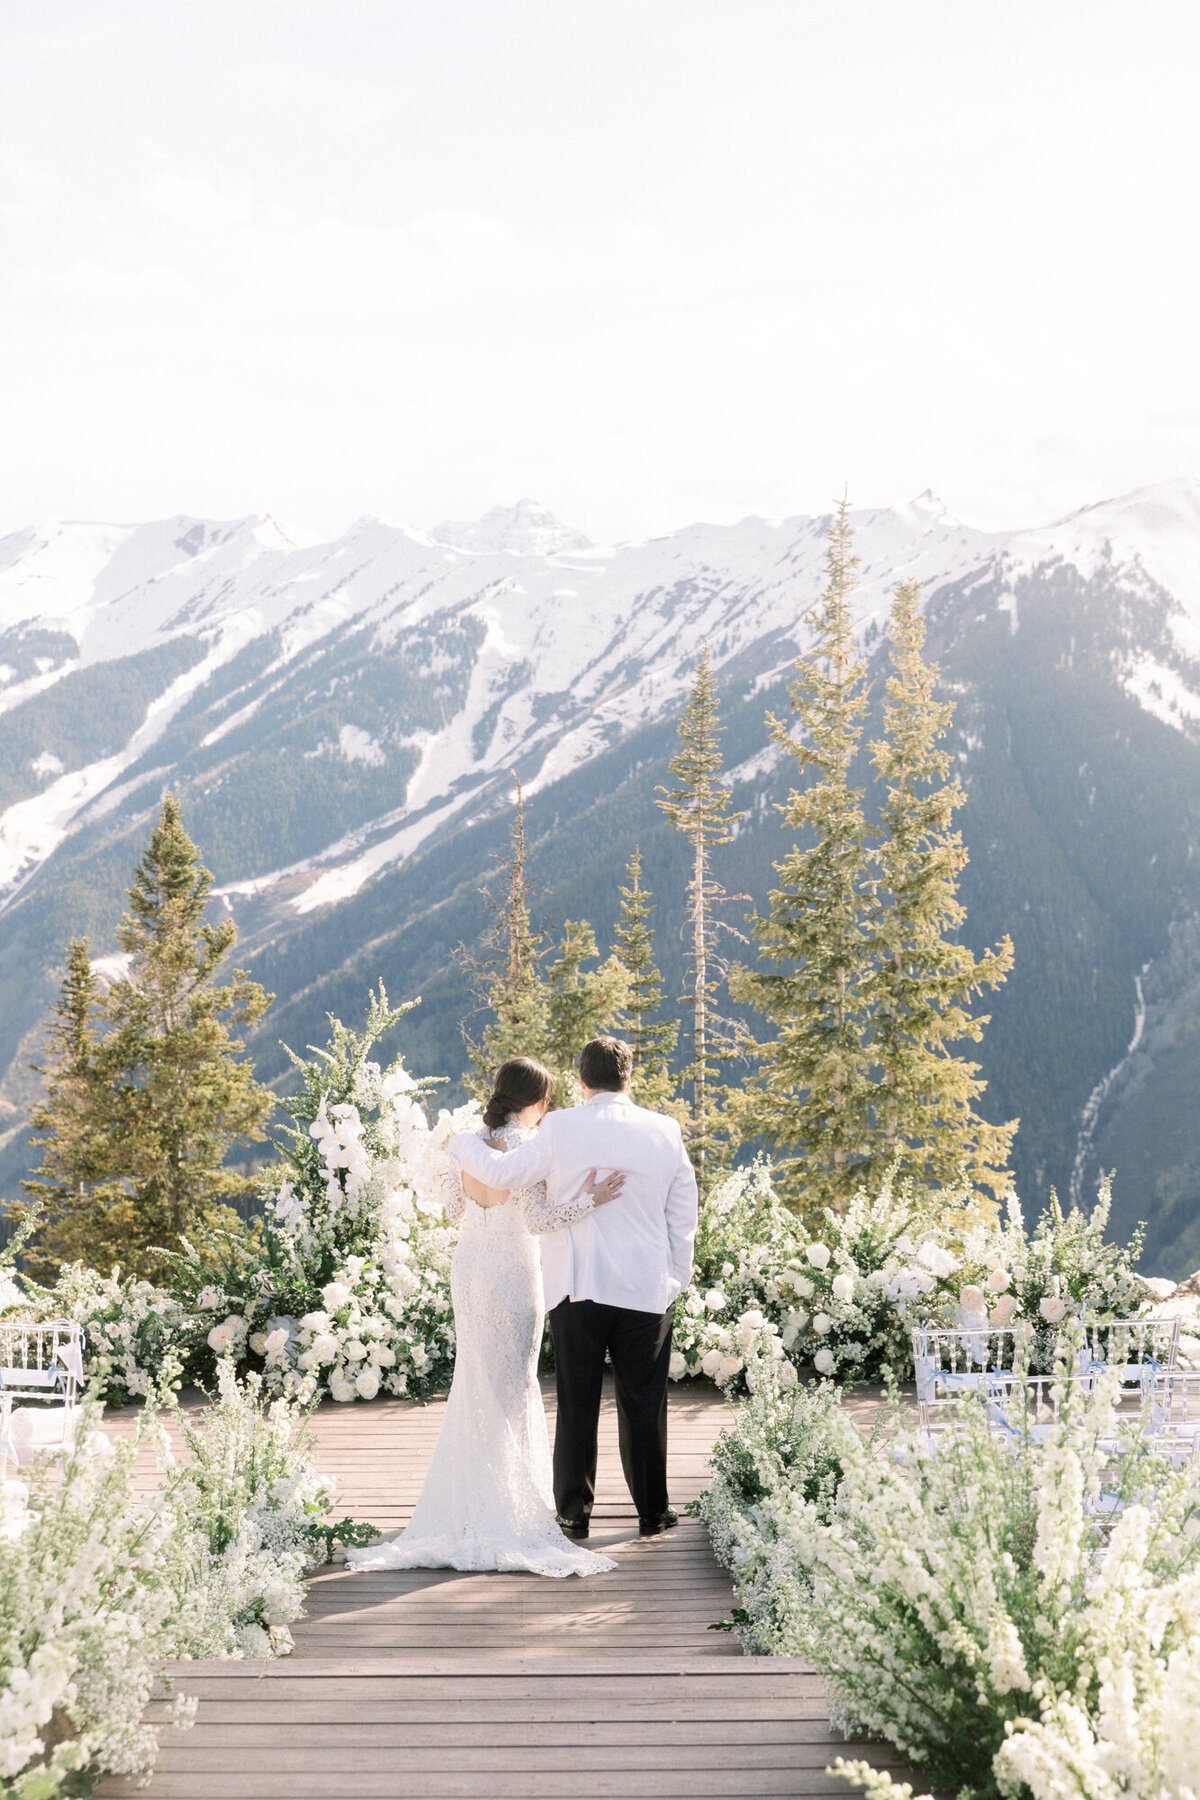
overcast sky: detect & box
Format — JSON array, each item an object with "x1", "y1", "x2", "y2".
[{"x1": 2, "y1": 0, "x2": 1199, "y2": 543}]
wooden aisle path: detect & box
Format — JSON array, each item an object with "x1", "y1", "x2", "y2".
[{"x1": 99, "y1": 1379, "x2": 913, "y2": 1800}]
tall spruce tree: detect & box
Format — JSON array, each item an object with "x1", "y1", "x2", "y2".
[
  {"x1": 463, "y1": 779, "x2": 627, "y2": 1105},
  {"x1": 868, "y1": 578, "x2": 1017, "y2": 1192},
  {"x1": 21, "y1": 939, "x2": 135, "y2": 1280},
  {"x1": 22, "y1": 797, "x2": 274, "y2": 1276},
  {"x1": 543, "y1": 921, "x2": 629, "y2": 1101},
  {"x1": 731, "y1": 498, "x2": 877, "y2": 1212},
  {"x1": 656, "y1": 644, "x2": 744, "y2": 1183},
  {"x1": 462, "y1": 775, "x2": 549, "y2": 1095},
  {"x1": 614, "y1": 847, "x2": 680, "y2": 1110}
]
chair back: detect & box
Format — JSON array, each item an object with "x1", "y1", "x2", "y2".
[
  {"x1": 911, "y1": 1323, "x2": 1029, "y2": 1434},
  {"x1": 1080, "y1": 1317, "x2": 1179, "y2": 1392},
  {"x1": 0, "y1": 1319, "x2": 86, "y2": 1407}
]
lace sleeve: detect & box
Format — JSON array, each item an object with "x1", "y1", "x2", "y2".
[
  {"x1": 443, "y1": 1161, "x2": 467, "y2": 1224},
  {"x1": 520, "y1": 1179, "x2": 595, "y2": 1235}
]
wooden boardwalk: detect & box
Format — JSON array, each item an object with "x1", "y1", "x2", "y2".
[{"x1": 99, "y1": 1379, "x2": 911, "y2": 1799}]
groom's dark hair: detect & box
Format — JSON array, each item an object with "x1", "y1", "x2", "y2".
[{"x1": 579, "y1": 1036, "x2": 633, "y2": 1091}]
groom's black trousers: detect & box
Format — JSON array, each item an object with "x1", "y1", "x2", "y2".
[{"x1": 548, "y1": 1297, "x2": 676, "y2": 1526}]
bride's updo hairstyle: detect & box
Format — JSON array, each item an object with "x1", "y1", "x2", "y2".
[{"x1": 482, "y1": 1056, "x2": 554, "y2": 1131}]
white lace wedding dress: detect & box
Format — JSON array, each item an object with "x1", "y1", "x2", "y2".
[{"x1": 347, "y1": 1120, "x2": 616, "y2": 1579}]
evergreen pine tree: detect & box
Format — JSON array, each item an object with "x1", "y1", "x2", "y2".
[
  {"x1": 542, "y1": 920, "x2": 629, "y2": 1102},
  {"x1": 462, "y1": 778, "x2": 627, "y2": 1105},
  {"x1": 613, "y1": 846, "x2": 680, "y2": 1110},
  {"x1": 868, "y1": 578, "x2": 1017, "y2": 1191},
  {"x1": 656, "y1": 644, "x2": 744, "y2": 1182},
  {"x1": 96, "y1": 794, "x2": 274, "y2": 1263},
  {"x1": 462, "y1": 774, "x2": 551, "y2": 1097},
  {"x1": 731, "y1": 497, "x2": 877, "y2": 1212},
  {"x1": 21, "y1": 939, "x2": 135, "y2": 1280}
]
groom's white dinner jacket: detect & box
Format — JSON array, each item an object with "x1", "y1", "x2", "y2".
[{"x1": 449, "y1": 1092, "x2": 698, "y2": 1315}]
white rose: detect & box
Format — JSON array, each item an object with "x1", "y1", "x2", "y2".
[
  {"x1": 322, "y1": 1281, "x2": 353, "y2": 1312},
  {"x1": 309, "y1": 1333, "x2": 338, "y2": 1365},
  {"x1": 263, "y1": 1328, "x2": 289, "y2": 1357},
  {"x1": 354, "y1": 1368, "x2": 380, "y2": 1400},
  {"x1": 207, "y1": 1323, "x2": 235, "y2": 1354},
  {"x1": 196, "y1": 1286, "x2": 225, "y2": 1311},
  {"x1": 806, "y1": 1244, "x2": 831, "y2": 1271},
  {"x1": 787, "y1": 1306, "x2": 810, "y2": 1331},
  {"x1": 812, "y1": 1313, "x2": 832, "y2": 1336},
  {"x1": 369, "y1": 1343, "x2": 397, "y2": 1367},
  {"x1": 738, "y1": 1309, "x2": 765, "y2": 1330},
  {"x1": 792, "y1": 1273, "x2": 815, "y2": 1299},
  {"x1": 814, "y1": 1347, "x2": 835, "y2": 1376},
  {"x1": 299, "y1": 1311, "x2": 331, "y2": 1333},
  {"x1": 990, "y1": 1295, "x2": 1018, "y2": 1326},
  {"x1": 831, "y1": 1273, "x2": 855, "y2": 1305},
  {"x1": 1039, "y1": 1296, "x2": 1068, "y2": 1325},
  {"x1": 960, "y1": 1285, "x2": 986, "y2": 1313},
  {"x1": 220, "y1": 1313, "x2": 247, "y2": 1339},
  {"x1": 716, "y1": 1355, "x2": 743, "y2": 1385},
  {"x1": 704, "y1": 1289, "x2": 727, "y2": 1313},
  {"x1": 328, "y1": 1372, "x2": 357, "y2": 1403},
  {"x1": 986, "y1": 1268, "x2": 1012, "y2": 1294},
  {"x1": 668, "y1": 1350, "x2": 687, "y2": 1381},
  {"x1": 779, "y1": 1361, "x2": 798, "y2": 1388},
  {"x1": 700, "y1": 1348, "x2": 724, "y2": 1378},
  {"x1": 343, "y1": 1339, "x2": 368, "y2": 1362}
]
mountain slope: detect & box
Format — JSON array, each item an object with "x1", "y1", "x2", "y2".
[{"x1": 1, "y1": 484, "x2": 1199, "y2": 1270}]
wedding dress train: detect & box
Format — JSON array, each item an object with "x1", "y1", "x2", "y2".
[{"x1": 347, "y1": 1121, "x2": 615, "y2": 1579}]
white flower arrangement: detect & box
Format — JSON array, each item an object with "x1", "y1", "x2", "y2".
[
  {"x1": 700, "y1": 1335, "x2": 1200, "y2": 1800},
  {"x1": 0, "y1": 1363, "x2": 346, "y2": 1797},
  {"x1": 671, "y1": 1163, "x2": 1151, "y2": 1393}
]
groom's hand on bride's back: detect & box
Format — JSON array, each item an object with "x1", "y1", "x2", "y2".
[{"x1": 585, "y1": 1169, "x2": 626, "y2": 1206}]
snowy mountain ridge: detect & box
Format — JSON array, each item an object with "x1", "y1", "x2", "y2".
[{"x1": 0, "y1": 479, "x2": 1198, "y2": 918}]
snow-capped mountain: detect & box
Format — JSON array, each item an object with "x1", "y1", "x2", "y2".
[{"x1": 2, "y1": 480, "x2": 1200, "y2": 1271}]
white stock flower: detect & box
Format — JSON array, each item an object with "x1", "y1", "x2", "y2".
[
  {"x1": 831, "y1": 1273, "x2": 855, "y2": 1305},
  {"x1": 778, "y1": 1361, "x2": 798, "y2": 1388},
  {"x1": 916, "y1": 1241, "x2": 957, "y2": 1277},
  {"x1": 814, "y1": 1347, "x2": 835, "y2": 1375},
  {"x1": 806, "y1": 1243, "x2": 831, "y2": 1270}
]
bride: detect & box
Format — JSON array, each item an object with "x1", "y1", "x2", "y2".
[{"x1": 348, "y1": 1056, "x2": 622, "y2": 1578}]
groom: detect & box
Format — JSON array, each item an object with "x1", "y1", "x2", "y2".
[{"x1": 450, "y1": 1036, "x2": 698, "y2": 1537}]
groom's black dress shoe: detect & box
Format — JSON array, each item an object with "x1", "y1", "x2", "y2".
[
  {"x1": 638, "y1": 1508, "x2": 679, "y2": 1537},
  {"x1": 557, "y1": 1516, "x2": 590, "y2": 1540}
]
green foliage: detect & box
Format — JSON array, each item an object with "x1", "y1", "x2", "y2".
[
  {"x1": 735, "y1": 507, "x2": 1015, "y2": 1219},
  {"x1": 868, "y1": 577, "x2": 1016, "y2": 1194},
  {"x1": 614, "y1": 846, "x2": 681, "y2": 1111},
  {"x1": 657, "y1": 644, "x2": 745, "y2": 1181},
  {"x1": 20, "y1": 796, "x2": 274, "y2": 1278},
  {"x1": 732, "y1": 498, "x2": 877, "y2": 1212},
  {"x1": 463, "y1": 780, "x2": 628, "y2": 1106}
]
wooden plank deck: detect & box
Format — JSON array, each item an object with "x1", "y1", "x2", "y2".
[{"x1": 97, "y1": 1378, "x2": 911, "y2": 1799}]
